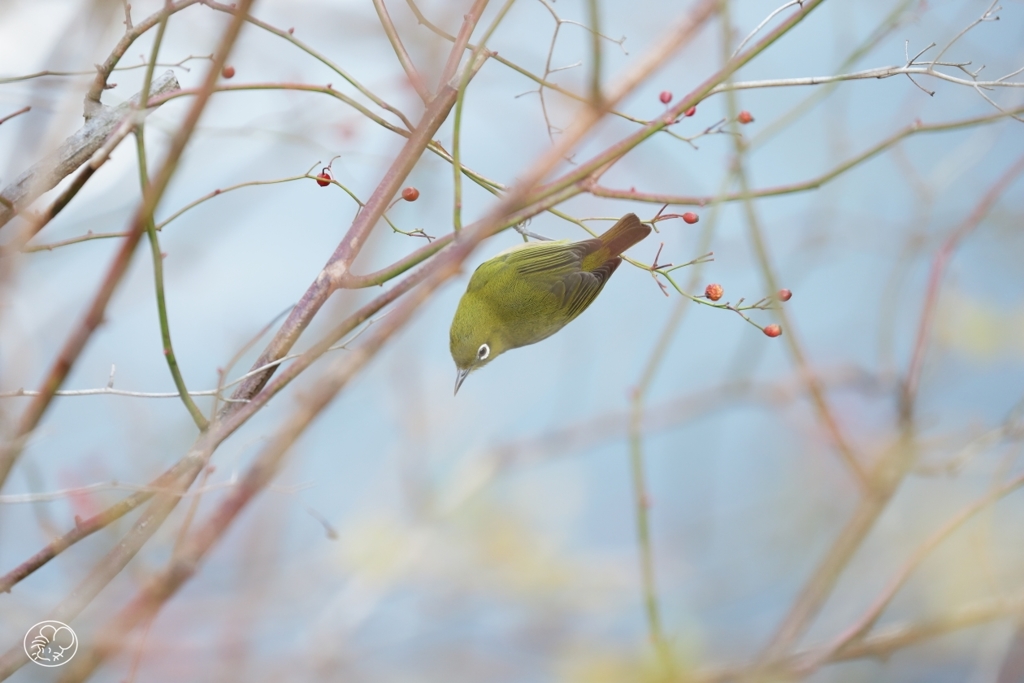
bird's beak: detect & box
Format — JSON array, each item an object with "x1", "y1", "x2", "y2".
[{"x1": 454, "y1": 367, "x2": 471, "y2": 395}]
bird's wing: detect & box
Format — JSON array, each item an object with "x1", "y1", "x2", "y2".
[
  {"x1": 503, "y1": 240, "x2": 586, "y2": 276},
  {"x1": 501, "y1": 241, "x2": 617, "y2": 322}
]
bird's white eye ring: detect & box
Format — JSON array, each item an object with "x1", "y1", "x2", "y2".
[{"x1": 477, "y1": 343, "x2": 490, "y2": 360}]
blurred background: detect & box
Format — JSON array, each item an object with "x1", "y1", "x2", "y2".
[{"x1": 1, "y1": 0, "x2": 1024, "y2": 680}]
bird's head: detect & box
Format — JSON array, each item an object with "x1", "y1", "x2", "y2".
[{"x1": 449, "y1": 296, "x2": 510, "y2": 394}]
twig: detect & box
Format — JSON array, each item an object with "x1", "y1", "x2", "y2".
[
  {"x1": 590, "y1": 106, "x2": 1024, "y2": 207},
  {"x1": 0, "y1": 315, "x2": 383, "y2": 402},
  {"x1": 0, "y1": 55, "x2": 210, "y2": 85},
  {"x1": 202, "y1": 0, "x2": 415, "y2": 131},
  {"x1": 731, "y1": 0, "x2": 803, "y2": 59},
  {"x1": 722, "y1": 14, "x2": 870, "y2": 490},
  {"x1": 84, "y1": 0, "x2": 203, "y2": 115},
  {"x1": 927, "y1": 0, "x2": 1001, "y2": 75},
  {"x1": 708, "y1": 65, "x2": 1024, "y2": 93},
  {"x1": 0, "y1": 486, "x2": 155, "y2": 594},
  {"x1": 0, "y1": 106, "x2": 30, "y2": 126},
  {"x1": 20, "y1": 230, "x2": 128, "y2": 252},
  {"x1": 412, "y1": 0, "x2": 681, "y2": 144},
  {"x1": 0, "y1": 386, "x2": 244, "y2": 401},
  {"x1": 0, "y1": 476, "x2": 309, "y2": 504},
  {"x1": 529, "y1": 0, "x2": 627, "y2": 142}
]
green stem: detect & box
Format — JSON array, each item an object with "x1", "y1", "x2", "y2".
[
  {"x1": 587, "y1": 0, "x2": 602, "y2": 104},
  {"x1": 136, "y1": 5, "x2": 209, "y2": 431},
  {"x1": 452, "y1": 88, "x2": 466, "y2": 231},
  {"x1": 452, "y1": 0, "x2": 518, "y2": 231}
]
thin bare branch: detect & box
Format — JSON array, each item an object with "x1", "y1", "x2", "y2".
[{"x1": 372, "y1": 0, "x2": 431, "y2": 103}]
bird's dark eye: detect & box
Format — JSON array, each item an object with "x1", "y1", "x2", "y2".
[{"x1": 477, "y1": 343, "x2": 490, "y2": 360}]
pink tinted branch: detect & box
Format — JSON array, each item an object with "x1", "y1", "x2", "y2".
[
  {"x1": 0, "y1": 106, "x2": 30, "y2": 126},
  {"x1": 372, "y1": 0, "x2": 431, "y2": 102},
  {"x1": 902, "y1": 152, "x2": 1024, "y2": 416}
]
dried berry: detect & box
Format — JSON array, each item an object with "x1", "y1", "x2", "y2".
[
  {"x1": 221, "y1": 65, "x2": 235, "y2": 79},
  {"x1": 402, "y1": 186, "x2": 420, "y2": 202},
  {"x1": 705, "y1": 283, "x2": 723, "y2": 301},
  {"x1": 737, "y1": 110, "x2": 754, "y2": 124}
]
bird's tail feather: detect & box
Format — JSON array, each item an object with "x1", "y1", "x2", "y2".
[{"x1": 584, "y1": 213, "x2": 651, "y2": 269}]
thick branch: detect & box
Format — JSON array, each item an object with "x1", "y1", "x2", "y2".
[{"x1": 0, "y1": 72, "x2": 179, "y2": 230}]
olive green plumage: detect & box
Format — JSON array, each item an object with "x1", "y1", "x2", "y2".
[{"x1": 450, "y1": 213, "x2": 651, "y2": 393}]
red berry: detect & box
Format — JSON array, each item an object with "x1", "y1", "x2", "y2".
[
  {"x1": 402, "y1": 186, "x2": 420, "y2": 202},
  {"x1": 659, "y1": 90, "x2": 672, "y2": 104},
  {"x1": 777, "y1": 289, "x2": 792, "y2": 302},
  {"x1": 221, "y1": 65, "x2": 235, "y2": 79},
  {"x1": 684, "y1": 106, "x2": 697, "y2": 117},
  {"x1": 763, "y1": 324, "x2": 782, "y2": 338},
  {"x1": 704, "y1": 283, "x2": 723, "y2": 301},
  {"x1": 737, "y1": 110, "x2": 754, "y2": 124},
  {"x1": 682, "y1": 212, "x2": 699, "y2": 224},
  {"x1": 316, "y1": 169, "x2": 332, "y2": 187}
]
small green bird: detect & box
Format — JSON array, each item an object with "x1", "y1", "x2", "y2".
[{"x1": 449, "y1": 213, "x2": 651, "y2": 394}]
